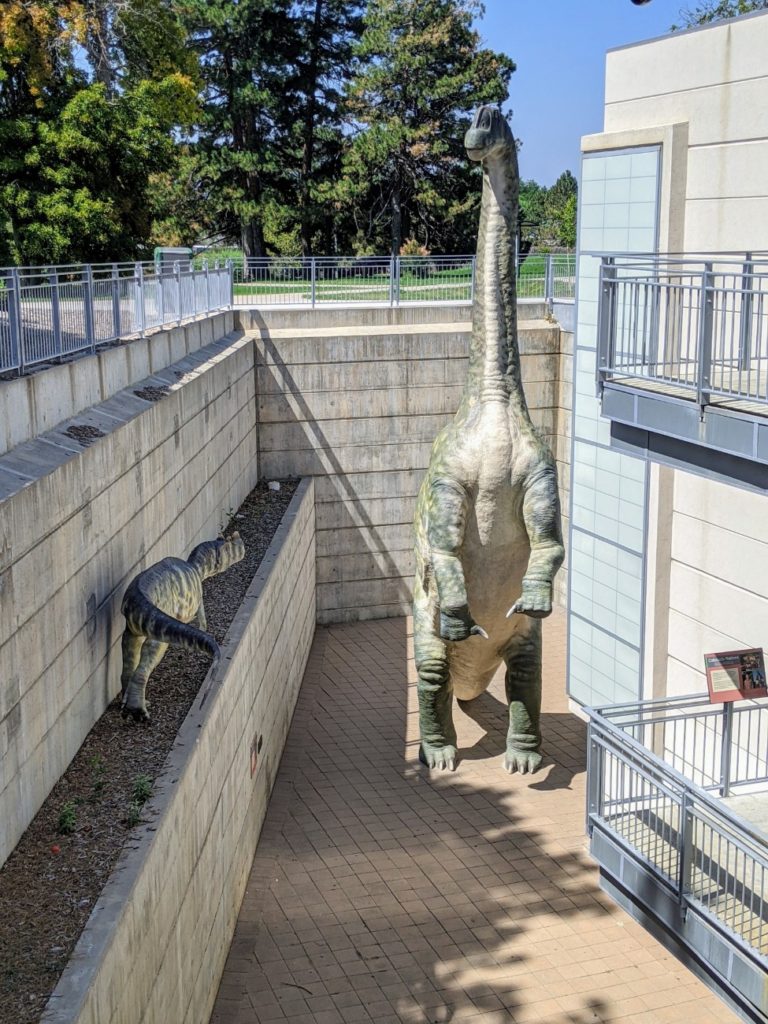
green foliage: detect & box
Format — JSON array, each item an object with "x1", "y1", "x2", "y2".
[
  {"x1": 132, "y1": 774, "x2": 152, "y2": 805},
  {"x1": 332, "y1": 0, "x2": 515, "y2": 254},
  {"x1": 126, "y1": 800, "x2": 142, "y2": 828},
  {"x1": 673, "y1": 0, "x2": 768, "y2": 28},
  {"x1": 0, "y1": 0, "x2": 199, "y2": 263},
  {"x1": 519, "y1": 171, "x2": 577, "y2": 250},
  {"x1": 57, "y1": 801, "x2": 77, "y2": 835}
]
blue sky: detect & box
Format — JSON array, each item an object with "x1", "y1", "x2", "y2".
[{"x1": 474, "y1": 0, "x2": 689, "y2": 185}]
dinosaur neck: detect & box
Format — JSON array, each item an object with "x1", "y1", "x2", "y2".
[{"x1": 465, "y1": 153, "x2": 530, "y2": 418}]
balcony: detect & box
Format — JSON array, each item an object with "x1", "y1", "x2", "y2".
[
  {"x1": 596, "y1": 254, "x2": 768, "y2": 474},
  {"x1": 587, "y1": 695, "x2": 768, "y2": 1022}
]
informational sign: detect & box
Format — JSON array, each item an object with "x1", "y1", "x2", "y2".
[{"x1": 704, "y1": 648, "x2": 767, "y2": 704}]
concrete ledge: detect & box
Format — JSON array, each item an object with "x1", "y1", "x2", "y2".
[
  {"x1": 0, "y1": 311, "x2": 235, "y2": 457},
  {"x1": 42, "y1": 479, "x2": 316, "y2": 1024}
]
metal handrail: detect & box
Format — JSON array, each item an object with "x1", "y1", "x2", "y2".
[
  {"x1": 596, "y1": 251, "x2": 768, "y2": 413},
  {"x1": 587, "y1": 695, "x2": 768, "y2": 964},
  {"x1": 0, "y1": 259, "x2": 231, "y2": 375}
]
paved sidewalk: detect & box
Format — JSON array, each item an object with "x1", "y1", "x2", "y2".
[{"x1": 210, "y1": 610, "x2": 736, "y2": 1024}]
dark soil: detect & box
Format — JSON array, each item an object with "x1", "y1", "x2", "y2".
[{"x1": 0, "y1": 479, "x2": 299, "y2": 1024}]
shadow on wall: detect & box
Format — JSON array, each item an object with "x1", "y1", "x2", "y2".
[
  {"x1": 251, "y1": 306, "x2": 422, "y2": 619},
  {"x1": 210, "y1": 612, "x2": 618, "y2": 1024}
]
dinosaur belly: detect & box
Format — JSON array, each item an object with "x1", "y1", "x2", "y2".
[{"x1": 449, "y1": 502, "x2": 532, "y2": 700}]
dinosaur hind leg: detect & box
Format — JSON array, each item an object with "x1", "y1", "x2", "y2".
[
  {"x1": 120, "y1": 630, "x2": 144, "y2": 700},
  {"x1": 414, "y1": 575, "x2": 456, "y2": 771},
  {"x1": 121, "y1": 640, "x2": 168, "y2": 723},
  {"x1": 503, "y1": 623, "x2": 543, "y2": 775}
]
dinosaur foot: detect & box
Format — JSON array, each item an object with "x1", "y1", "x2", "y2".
[
  {"x1": 504, "y1": 749, "x2": 542, "y2": 775},
  {"x1": 121, "y1": 704, "x2": 150, "y2": 724},
  {"x1": 419, "y1": 742, "x2": 457, "y2": 771}
]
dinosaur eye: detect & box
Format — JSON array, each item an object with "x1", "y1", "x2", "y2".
[{"x1": 482, "y1": 112, "x2": 492, "y2": 129}]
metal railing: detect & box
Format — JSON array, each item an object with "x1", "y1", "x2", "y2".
[
  {"x1": 0, "y1": 250, "x2": 576, "y2": 375},
  {"x1": 0, "y1": 261, "x2": 231, "y2": 375},
  {"x1": 231, "y1": 252, "x2": 576, "y2": 307},
  {"x1": 597, "y1": 252, "x2": 768, "y2": 412},
  {"x1": 588, "y1": 694, "x2": 768, "y2": 962}
]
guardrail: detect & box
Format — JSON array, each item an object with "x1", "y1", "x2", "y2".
[
  {"x1": 0, "y1": 251, "x2": 576, "y2": 376},
  {"x1": 597, "y1": 252, "x2": 768, "y2": 413},
  {"x1": 231, "y1": 252, "x2": 576, "y2": 307},
  {"x1": 0, "y1": 261, "x2": 230, "y2": 375},
  {"x1": 588, "y1": 694, "x2": 768, "y2": 965}
]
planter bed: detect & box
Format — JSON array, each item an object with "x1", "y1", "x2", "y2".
[{"x1": 0, "y1": 477, "x2": 315, "y2": 1024}]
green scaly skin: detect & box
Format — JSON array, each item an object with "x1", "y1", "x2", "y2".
[
  {"x1": 119, "y1": 532, "x2": 245, "y2": 722},
  {"x1": 413, "y1": 106, "x2": 564, "y2": 774}
]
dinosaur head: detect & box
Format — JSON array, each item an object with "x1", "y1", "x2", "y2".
[
  {"x1": 464, "y1": 105, "x2": 514, "y2": 163},
  {"x1": 188, "y1": 531, "x2": 246, "y2": 579}
]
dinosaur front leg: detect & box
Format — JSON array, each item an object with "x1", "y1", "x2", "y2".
[
  {"x1": 503, "y1": 624, "x2": 543, "y2": 774},
  {"x1": 414, "y1": 574, "x2": 457, "y2": 771},
  {"x1": 508, "y1": 462, "x2": 564, "y2": 619},
  {"x1": 121, "y1": 640, "x2": 168, "y2": 723},
  {"x1": 428, "y1": 478, "x2": 487, "y2": 641}
]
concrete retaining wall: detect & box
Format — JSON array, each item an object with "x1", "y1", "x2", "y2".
[
  {"x1": 248, "y1": 304, "x2": 569, "y2": 623},
  {"x1": 0, "y1": 312, "x2": 234, "y2": 457},
  {"x1": 42, "y1": 480, "x2": 315, "y2": 1024},
  {"x1": 0, "y1": 325, "x2": 257, "y2": 868}
]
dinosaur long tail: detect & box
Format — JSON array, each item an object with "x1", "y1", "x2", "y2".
[{"x1": 125, "y1": 595, "x2": 220, "y2": 665}]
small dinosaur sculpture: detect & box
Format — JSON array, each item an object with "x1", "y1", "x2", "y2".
[
  {"x1": 119, "y1": 533, "x2": 245, "y2": 722},
  {"x1": 412, "y1": 105, "x2": 564, "y2": 774}
]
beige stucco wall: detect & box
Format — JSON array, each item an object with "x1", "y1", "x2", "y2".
[
  {"x1": 604, "y1": 10, "x2": 768, "y2": 253},
  {"x1": 597, "y1": 11, "x2": 768, "y2": 699},
  {"x1": 0, "y1": 326, "x2": 258, "y2": 868}
]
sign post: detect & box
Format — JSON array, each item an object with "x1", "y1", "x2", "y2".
[{"x1": 704, "y1": 647, "x2": 767, "y2": 797}]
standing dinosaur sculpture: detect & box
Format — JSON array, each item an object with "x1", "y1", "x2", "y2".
[{"x1": 412, "y1": 105, "x2": 564, "y2": 774}]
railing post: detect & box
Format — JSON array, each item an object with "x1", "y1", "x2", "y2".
[
  {"x1": 470, "y1": 255, "x2": 476, "y2": 304},
  {"x1": 311, "y1": 257, "x2": 316, "y2": 308},
  {"x1": 111, "y1": 263, "x2": 121, "y2": 340},
  {"x1": 174, "y1": 261, "x2": 182, "y2": 324},
  {"x1": 395, "y1": 256, "x2": 401, "y2": 306},
  {"x1": 720, "y1": 702, "x2": 734, "y2": 798},
  {"x1": 738, "y1": 252, "x2": 753, "y2": 372},
  {"x1": 596, "y1": 257, "x2": 616, "y2": 396},
  {"x1": 226, "y1": 259, "x2": 234, "y2": 308},
  {"x1": 158, "y1": 264, "x2": 166, "y2": 326},
  {"x1": 585, "y1": 727, "x2": 603, "y2": 837},
  {"x1": 678, "y1": 791, "x2": 694, "y2": 915},
  {"x1": 388, "y1": 257, "x2": 395, "y2": 306},
  {"x1": 49, "y1": 267, "x2": 63, "y2": 359},
  {"x1": 134, "y1": 262, "x2": 146, "y2": 338},
  {"x1": 8, "y1": 268, "x2": 24, "y2": 374},
  {"x1": 82, "y1": 264, "x2": 96, "y2": 354},
  {"x1": 545, "y1": 253, "x2": 555, "y2": 308},
  {"x1": 204, "y1": 260, "x2": 211, "y2": 312},
  {"x1": 696, "y1": 262, "x2": 714, "y2": 416}
]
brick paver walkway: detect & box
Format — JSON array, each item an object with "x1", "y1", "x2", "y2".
[{"x1": 211, "y1": 610, "x2": 736, "y2": 1024}]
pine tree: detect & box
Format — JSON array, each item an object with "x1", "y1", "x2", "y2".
[{"x1": 337, "y1": 0, "x2": 515, "y2": 255}]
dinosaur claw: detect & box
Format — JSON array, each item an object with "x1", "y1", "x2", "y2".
[
  {"x1": 470, "y1": 625, "x2": 489, "y2": 639},
  {"x1": 506, "y1": 605, "x2": 518, "y2": 618}
]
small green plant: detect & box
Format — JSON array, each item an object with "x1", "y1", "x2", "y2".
[
  {"x1": 57, "y1": 801, "x2": 77, "y2": 835},
  {"x1": 132, "y1": 774, "x2": 152, "y2": 805},
  {"x1": 219, "y1": 506, "x2": 235, "y2": 533},
  {"x1": 126, "y1": 800, "x2": 142, "y2": 828}
]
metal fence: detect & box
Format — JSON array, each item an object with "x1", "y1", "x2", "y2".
[
  {"x1": 597, "y1": 252, "x2": 768, "y2": 412},
  {"x1": 231, "y1": 252, "x2": 576, "y2": 307},
  {"x1": 0, "y1": 261, "x2": 230, "y2": 375},
  {"x1": 0, "y1": 250, "x2": 576, "y2": 375},
  {"x1": 588, "y1": 694, "x2": 768, "y2": 962}
]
